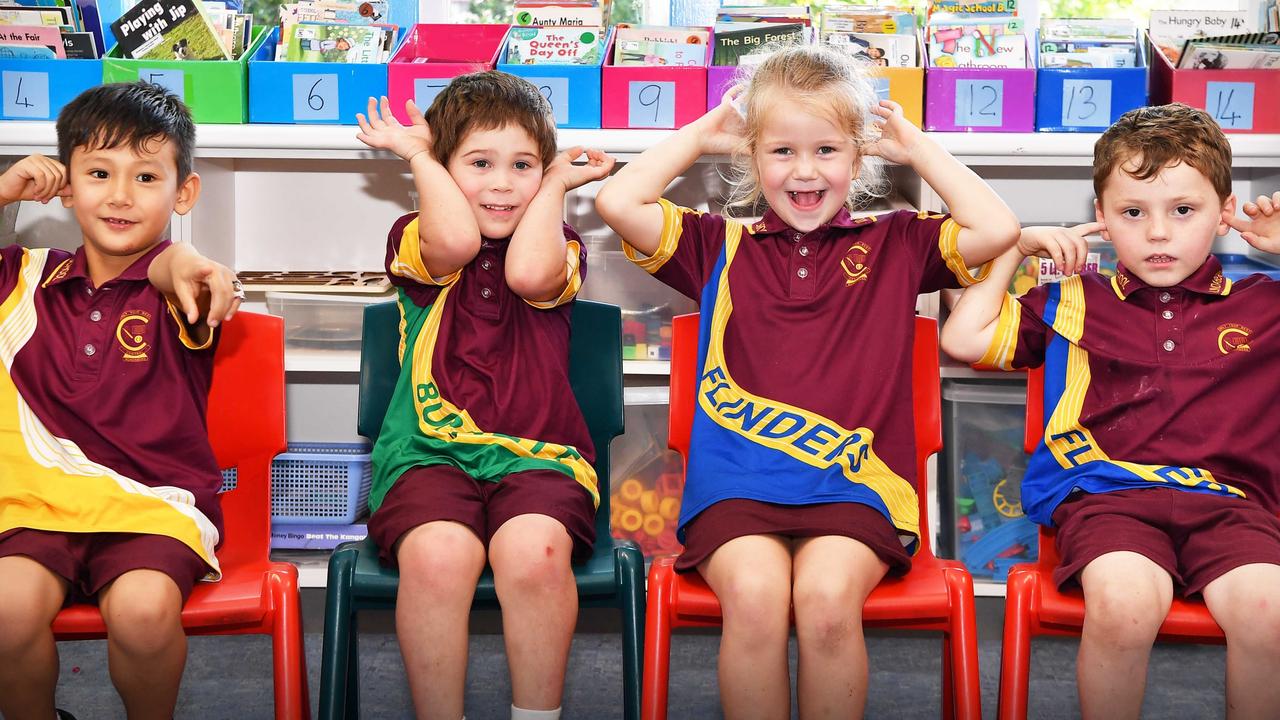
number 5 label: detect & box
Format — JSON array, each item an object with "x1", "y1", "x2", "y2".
[
  {"x1": 1061, "y1": 79, "x2": 1111, "y2": 128},
  {"x1": 954, "y1": 79, "x2": 1003, "y2": 128},
  {"x1": 2, "y1": 71, "x2": 50, "y2": 119},
  {"x1": 293, "y1": 74, "x2": 339, "y2": 122},
  {"x1": 1205, "y1": 81, "x2": 1254, "y2": 131}
]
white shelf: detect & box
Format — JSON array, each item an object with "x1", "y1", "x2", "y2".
[
  {"x1": 973, "y1": 580, "x2": 1008, "y2": 598},
  {"x1": 624, "y1": 359, "x2": 670, "y2": 375},
  {"x1": 4, "y1": 122, "x2": 1279, "y2": 165}
]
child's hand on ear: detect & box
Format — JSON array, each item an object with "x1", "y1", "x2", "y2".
[
  {"x1": 1228, "y1": 192, "x2": 1280, "y2": 254},
  {"x1": 355, "y1": 96, "x2": 433, "y2": 163},
  {"x1": 0, "y1": 154, "x2": 70, "y2": 205},
  {"x1": 1017, "y1": 223, "x2": 1103, "y2": 275},
  {"x1": 545, "y1": 147, "x2": 617, "y2": 192},
  {"x1": 696, "y1": 85, "x2": 748, "y2": 156},
  {"x1": 862, "y1": 100, "x2": 926, "y2": 166}
]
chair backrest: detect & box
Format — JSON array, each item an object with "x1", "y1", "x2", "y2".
[
  {"x1": 357, "y1": 299, "x2": 625, "y2": 541},
  {"x1": 1022, "y1": 365, "x2": 1059, "y2": 566},
  {"x1": 666, "y1": 313, "x2": 943, "y2": 556},
  {"x1": 207, "y1": 312, "x2": 287, "y2": 567}
]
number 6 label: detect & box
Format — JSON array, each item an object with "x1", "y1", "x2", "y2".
[
  {"x1": 1205, "y1": 81, "x2": 1254, "y2": 131},
  {"x1": 2, "y1": 70, "x2": 50, "y2": 119},
  {"x1": 293, "y1": 74, "x2": 339, "y2": 122}
]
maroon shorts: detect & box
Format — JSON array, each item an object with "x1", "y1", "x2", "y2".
[
  {"x1": 1051, "y1": 487, "x2": 1280, "y2": 595},
  {"x1": 367, "y1": 464, "x2": 597, "y2": 566},
  {"x1": 674, "y1": 499, "x2": 912, "y2": 575},
  {"x1": 0, "y1": 528, "x2": 210, "y2": 604}
]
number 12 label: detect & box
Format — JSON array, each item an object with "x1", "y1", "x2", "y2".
[
  {"x1": 2, "y1": 71, "x2": 50, "y2": 119},
  {"x1": 1205, "y1": 81, "x2": 1254, "y2": 131},
  {"x1": 954, "y1": 79, "x2": 1003, "y2": 128},
  {"x1": 1061, "y1": 79, "x2": 1111, "y2": 128}
]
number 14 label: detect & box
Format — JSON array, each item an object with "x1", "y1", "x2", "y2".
[{"x1": 1205, "y1": 81, "x2": 1254, "y2": 131}]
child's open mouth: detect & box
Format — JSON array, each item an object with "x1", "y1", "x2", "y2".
[
  {"x1": 787, "y1": 190, "x2": 825, "y2": 209},
  {"x1": 482, "y1": 204, "x2": 515, "y2": 214},
  {"x1": 1146, "y1": 254, "x2": 1175, "y2": 265},
  {"x1": 102, "y1": 217, "x2": 137, "y2": 230}
]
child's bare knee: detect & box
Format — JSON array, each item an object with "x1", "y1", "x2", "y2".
[
  {"x1": 793, "y1": 583, "x2": 858, "y2": 652},
  {"x1": 1083, "y1": 579, "x2": 1167, "y2": 647}
]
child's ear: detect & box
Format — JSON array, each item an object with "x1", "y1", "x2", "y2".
[
  {"x1": 1094, "y1": 199, "x2": 1110, "y2": 242},
  {"x1": 1218, "y1": 193, "x2": 1237, "y2": 237},
  {"x1": 174, "y1": 172, "x2": 201, "y2": 216}
]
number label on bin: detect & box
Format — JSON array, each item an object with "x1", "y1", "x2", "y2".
[
  {"x1": 523, "y1": 76, "x2": 569, "y2": 125},
  {"x1": 628, "y1": 81, "x2": 675, "y2": 128},
  {"x1": 1205, "y1": 81, "x2": 1254, "y2": 130},
  {"x1": 292, "y1": 74, "x2": 339, "y2": 122},
  {"x1": 413, "y1": 79, "x2": 449, "y2": 112},
  {"x1": 2, "y1": 70, "x2": 50, "y2": 119},
  {"x1": 1061, "y1": 79, "x2": 1111, "y2": 127},
  {"x1": 954, "y1": 79, "x2": 1003, "y2": 127},
  {"x1": 141, "y1": 69, "x2": 185, "y2": 102},
  {"x1": 873, "y1": 76, "x2": 891, "y2": 102}
]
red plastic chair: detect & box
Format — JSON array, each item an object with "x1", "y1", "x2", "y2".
[
  {"x1": 50, "y1": 312, "x2": 310, "y2": 720},
  {"x1": 643, "y1": 314, "x2": 982, "y2": 720},
  {"x1": 998, "y1": 366, "x2": 1225, "y2": 720}
]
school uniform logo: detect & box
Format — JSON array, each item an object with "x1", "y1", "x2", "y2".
[
  {"x1": 1217, "y1": 323, "x2": 1252, "y2": 354},
  {"x1": 1209, "y1": 272, "x2": 1227, "y2": 295},
  {"x1": 116, "y1": 310, "x2": 152, "y2": 362},
  {"x1": 841, "y1": 241, "x2": 872, "y2": 286}
]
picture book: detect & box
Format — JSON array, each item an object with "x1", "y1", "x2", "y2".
[
  {"x1": 615, "y1": 37, "x2": 704, "y2": 66},
  {"x1": 613, "y1": 23, "x2": 708, "y2": 46},
  {"x1": 285, "y1": 20, "x2": 391, "y2": 63},
  {"x1": 712, "y1": 21, "x2": 803, "y2": 66},
  {"x1": 110, "y1": 0, "x2": 230, "y2": 60},
  {"x1": 505, "y1": 25, "x2": 602, "y2": 64},
  {"x1": 824, "y1": 30, "x2": 917, "y2": 67},
  {"x1": 513, "y1": 1, "x2": 602, "y2": 28},
  {"x1": 0, "y1": 22, "x2": 65, "y2": 55}
]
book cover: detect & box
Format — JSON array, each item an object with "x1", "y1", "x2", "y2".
[
  {"x1": 928, "y1": 0, "x2": 1017, "y2": 17},
  {"x1": 824, "y1": 31, "x2": 917, "y2": 67},
  {"x1": 505, "y1": 25, "x2": 601, "y2": 65},
  {"x1": 72, "y1": 0, "x2": 106, "y2": 54},
  {"x1": 615, "y1": 37, "x2": 703, "y2": 66},
  {"x1": 0, "y1": 41, "x2": 56, "y2": 56},
  {"x1": 110, "y1": 0, "x2": 230, "y2": 60},
  {"x1": 286, "y1": 20, "x2": 388, "y2": 63},
  {"x1": 1178, "y1": 42, "x2": 1280, "y2": 69},
  {"x1": 62, "y1": 28, "x2": 97, "y2": 56},
  {"x1": 0, "y1": 23, "x2": 65, "y2": 55},
  {"x1": 821, "y1": 9, "x2": 916, "y2": 35},
  {"x1": 0, "y1": 5, "x2": 73, "y2": 26},
  {"x1": 613, "y1": 23, "x2": 707, "y2": 47},
  {"x1": 712, "y1": 21, "x2": 803, "y2": 66},
  {"x1": 513, "y1": 1, "x2": 602, "y2": 28}
]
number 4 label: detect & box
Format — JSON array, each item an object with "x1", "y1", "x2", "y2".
[
  {"x1": 3, "y1": 71, "x2": 50, "y2": 119},
  {"x1": 293, "y1": 74, "x2": 339, "y2": 122},
  {"x1": 1205, "y1": 81, "x2": 1254, "y2": 131}
]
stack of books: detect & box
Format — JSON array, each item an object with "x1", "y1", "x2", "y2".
[
  {"x1": 506, "y1": 0, "x2": 604, "y2": 65},
  {"x1": 109, "y1": 0, "x2": 253, "y2": 60},
  {"x1": 1148, "y1": 8, "x2": 1255, "y2": 65},
  {"x1": 1, "y1": 0, "x2": 106, "y2": 59},
  {"x1": 820, "y1": 4, "x2": 918, "y2": 68},
  {"x1": 612, "y1": 24, "x2": 708, "y2": 67},
  {"x1": 1039, "y1": 18, "x2": 1138, "y2": 69},
  {"x1": 273, "y1": 0, "x2": 397, "y2": 63},
  {"x1": 926, "y1": 0, "x2": 1026, "y2": 69}
]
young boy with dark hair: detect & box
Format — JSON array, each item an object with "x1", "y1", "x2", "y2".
[
  {"x1": 0, "y1": 81, "x2": 242, "y2": 720},
  {"x1": 354, "y1": 71, "x2": 614, "y2": 720},
  {"x1": 943, "y1": 102, "x2": 1280, "y2": 719}
]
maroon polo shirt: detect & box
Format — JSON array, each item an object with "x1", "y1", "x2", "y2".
[
  {"x1": 1, "y1": 242, "x2": 223, "y2": 534},
  {"x1": 980, "y1": 256, "x2": 1280, "y2": 517},
  {"x1": 383, "y1": 212, "x2": 595, "y2": 466},
  {"x1": 625, "y1": 201, "x2": 981, "y2": 491}
]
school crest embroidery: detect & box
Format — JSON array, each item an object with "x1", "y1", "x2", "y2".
[
  {"x1": 1217, "y1": 323, "x2": 1252, "y2": 354},
  {"x1": 116, "y1": 310, "x2": 152, "y2": 362},
  {"x1": 841, "y1": 241, "x2": 871, "y2": 286}
]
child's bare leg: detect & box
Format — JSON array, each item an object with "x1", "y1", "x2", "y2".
[
  {"x1": 395, "y1": 521, "x2": 487, "y2": 720},
  {"x1": 699, "y1": 534, "x2": 792, "y2": 720},
  {"x1": 489, "y1": 513, "x2": 578, "y2": 711},
  {"x1": 790, "y1": 535, "x2": 888, "y2": 720},
  {"x1": 1077, "y1": 551, "x2": 1173, "y2": 720},
  {"x1": 0, "y1": 555, "x2": 67, "y2": 720},
  {"x1": 98, "y1": 568, "x2": 187, "y2": 720},
  {"x1": 1202, "y1": 563, "x2": 1280, "y2": 720}
]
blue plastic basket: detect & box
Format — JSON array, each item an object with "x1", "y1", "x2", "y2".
[{"x1": 220, "y1": 442, "x2": 372, "y2": 524}]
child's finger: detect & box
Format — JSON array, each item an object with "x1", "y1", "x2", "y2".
[
  {"x1": 356, "y1": 113, "x2": 372, "y2": 134},
  {"x1": 1073, "y1": 221, "x2": 1106, "y2": 237},
  {"x1": 1224, "y1": 213, "x2": 1253, "y2": 235},
  {"x1": 174, "y1": 281, "x2": 199, "y2": 325},
  {"x1": 1243, "y1": 201, "x2": 1259, "y2": 218},
  {"x1": 379, "y1": 96, "x2": 402, "y2": 128},
  {"x1": 405, "y1": 99, "x2": 426, "y2": 124},
  {"x1": 1257, "y1": 194, "x2": 1275, "y2": 215},
  {"x1": 365, "y1": 97, "x2": 380, "y2": 127}
]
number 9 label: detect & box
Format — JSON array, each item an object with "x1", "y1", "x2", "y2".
[{"x1": 628, "y1": 80, "x2": 675, "y2": 128}]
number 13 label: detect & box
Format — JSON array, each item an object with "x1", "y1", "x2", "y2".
[{"x1": 1061, "y1": 79, "x2": 1111, "y2": 128}]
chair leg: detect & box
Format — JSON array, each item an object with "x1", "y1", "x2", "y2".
[
  {"x1": 346, "y1": 613, "x2": 360, "y2": 720},
  {"x1": 616, "y1": 543, "x2": 646, "y2": 720},
  {"x1": 642, "y1": 557, "x2": 676, "y2": 720},
  {"x1": 998, "y1": 566, "x2": 1037, "y2": 720},
  {"x1": 944, "y1": 566, "x2": 982, "y2": 720},
  {"x1": 320, "y1": 546, "x2": 358, "y2": 720},
  {"x1": 941, "y1": 634, "x2": 954, "y2": 719},
  {"x1": 269, "y1": 567, "x2": 311, "y2": 720}
]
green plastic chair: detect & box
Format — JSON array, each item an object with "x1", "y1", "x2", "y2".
[{"x1": 319, "y1": 299, "x2": 644, "y2": 720}]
